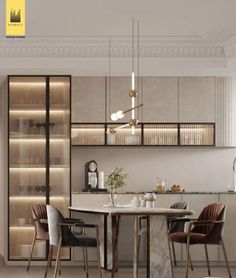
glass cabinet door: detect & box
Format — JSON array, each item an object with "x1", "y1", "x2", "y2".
[
  {"x1": 8, "y1": 75, "x2": 71, "y2": 261},
  {"x1": 49, "y1": 76, "x2": 71, "y2": 259},
  {"x1": 9, "y1": 76, "x2": 47, "y2": 260}
]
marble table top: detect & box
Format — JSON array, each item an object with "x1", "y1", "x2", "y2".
[{"x1": 69, "y1": 206, "x2": 193, "y2": 216}]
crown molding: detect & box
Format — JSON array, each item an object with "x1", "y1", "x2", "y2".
[
  {"x1": 223, "y1": 36, "x2": 236, "y2": 59},
  {"x1": 0, "y1": 37, "x2": 226, "y2": 59}
]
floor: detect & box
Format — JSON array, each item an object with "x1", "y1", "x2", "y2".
[{"x1": 0, "y1": 266, "x2": 235, "y2": 278}]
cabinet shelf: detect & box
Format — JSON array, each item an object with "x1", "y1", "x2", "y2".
[{"x1": 71, "y1": 122, "x2": 215, "y2": 147}]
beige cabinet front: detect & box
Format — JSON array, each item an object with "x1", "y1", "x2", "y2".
[
  {"x1": 219, "y1": 194, "x2": 236, "y2": 262},
  {"x1": 72, "y1": 77, "x2": 106, "y2": 122},
  {"x1": 179, "y1": 77, "x2": 215, "y2": 123},
  {"x1": 108, "y1": 77, "x2": 135, "y2": 123},
  {"x1": 143, "y1": 77, "x2": 178, "y2": 122}
]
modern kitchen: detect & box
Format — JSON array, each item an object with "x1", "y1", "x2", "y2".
[{"x1": 1, "y1": 1, "x2": 236, "y2": 278}]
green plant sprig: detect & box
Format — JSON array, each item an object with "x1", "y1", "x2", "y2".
[{"x1": 105, "y1": 167, "x2": 128, "y2": 191}]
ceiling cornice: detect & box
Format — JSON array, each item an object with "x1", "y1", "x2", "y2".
[{"x1": 0, "y1": 37, "x2": 226, "y2": 59}]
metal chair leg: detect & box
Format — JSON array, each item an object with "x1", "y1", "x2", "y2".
[
  {"x1": 185, "y1": 239, "x2": 190, "y2": 278},
  {"x1": 96, "y1": 226, "x2": 102, "y2": 278},
  {"x1": 189, "y1": 250, "x2": 194, "y2": 271},
  {"x1": 59, "y1": 258, "x2": 62, "y2": 276},
  {"x1": 221, "y1": 240, "x2": 232, "y2": 278},
  {"x1": 82, "y1": 248, "x2": 86, "y2": 270},
  {"x1": 171, "y1": 242, "x2": 177, "y2": 266},
  {"x1": 27, "y1": 232, "x2": 37, "y2": 271},
  {"x1": 53, "y1": 238, "x2": 62, "y2": 278},
  {"x1": 84, "y1": 247, "x2": 89, "y2": 278},
  {"x1": 204, "y1": 244, "x2": 211, "y2": 276},
  {"x1": 45, "y1": 245, "x2": 53, "y2": 278}
]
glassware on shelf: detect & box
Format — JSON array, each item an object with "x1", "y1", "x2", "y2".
[
  {"x1": 71, "y1": 124, "x2": 105, "y2": 145},
  {"x1": 143, "y1": 124, "x2": 178, "y2": 146},
  {"x1": 106, "y1": 124, "x2": 141, "y2": 145},
  {"x1": 180, "y1": 124, "x2": 214, "y2": 146}
]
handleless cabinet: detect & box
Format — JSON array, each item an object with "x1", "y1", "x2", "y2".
[
  {"x1": 142, "y1": 77, "x2": 178, "y2": 122},
  {"x1": 179, "y1": 77, "x2": 215, "y2": 123},
  {"x1": 72, "y1": 77, "x2": 106, "y2": 123},
  {"x1": 108, "y1": 77, "x2": 136, "y2": 123}
]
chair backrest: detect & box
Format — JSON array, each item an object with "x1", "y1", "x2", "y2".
[
  {"x1": 46, "y1": 205, "x2": 73, "y2": 246},
  {"x1": 170, "y1": 201, "x2": 188, "y2": 210},
  {"x1": 32, "y1": 203, "x2": 48, "y2": 235},
  {"x1": 169, "y1": 201, "x2": 188, "y2": 233},
  {"x1": 192, "y1": 202, "x2": 226, "y2": 243}
]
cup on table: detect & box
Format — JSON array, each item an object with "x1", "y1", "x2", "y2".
[
  {"x1": 131, "y1": 196, "x2": 140, "y2": 208},
  {"x1": 146, "y1": 200, "x2": 155, "y2": 208}
]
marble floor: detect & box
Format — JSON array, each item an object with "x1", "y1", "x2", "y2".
[{"x1": 0, "y1": 266, "x2": 235, "y2": 278}]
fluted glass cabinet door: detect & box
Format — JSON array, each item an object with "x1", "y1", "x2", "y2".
[
  {"x1": 8, "y1": 75, "x2": 71, "y2": 262},
  {"x1": 9, "y1": 76, "x2": 47, "y2": 260},
  {"x1": 49, "y1": 76, "x2": 71, "y2": 259}
]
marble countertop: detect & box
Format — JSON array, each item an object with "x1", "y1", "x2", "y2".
[{"x1": 69, "y1": 206, "x2": 194, "y2": 216}]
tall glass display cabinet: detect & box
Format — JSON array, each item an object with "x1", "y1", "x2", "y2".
[{"x1": 8, "y1": 75, "x2": 71, "y2": 261}]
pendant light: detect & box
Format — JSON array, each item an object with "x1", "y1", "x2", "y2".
[{"x1": 109, "y1": 18, "x2": 143, "y2": 135}]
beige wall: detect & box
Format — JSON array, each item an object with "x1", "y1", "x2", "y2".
[{"x1": 72, "y1": 147, "x2": 236, "y2": 193}]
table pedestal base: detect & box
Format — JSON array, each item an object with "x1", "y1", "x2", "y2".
[{"x1": 149, "y1": 215, "x2": 173, "y2": 278}]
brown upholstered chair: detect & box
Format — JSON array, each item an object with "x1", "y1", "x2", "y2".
[
  {"x1": 169, "y1": 202, "x2": 231, "y2": 278},
  {"x1": 27, "y1": 203, "x2": 49, "y2": 271}
]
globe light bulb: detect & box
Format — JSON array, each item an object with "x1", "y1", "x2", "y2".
[
  {"x1": 110, "y1": 113, "x2": 118, "y2": 121},
  {"x1": 116, "y1": 110, "x2": 124, "y2": 119}
]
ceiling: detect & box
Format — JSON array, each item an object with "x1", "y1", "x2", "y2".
[
  {"x1": 1, "y1": 0, "x2": 236, "y2": 77},
  {"x1": 0, "y1": 0, "x2": 236, "y2": 41}
]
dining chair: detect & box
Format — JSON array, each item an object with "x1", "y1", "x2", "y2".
[
  {"x1": 46, "y1": 205, "x2": 102, "y2": 278},
  {"x1": 27, "y1": 203, "x2": 49, "y2": 271},
  {"x1": 168, "y1": 201, "x2": 189, "y2": 267},
  {"x1": 169, "y1": 202, "x2": 232, "y2": 278}
]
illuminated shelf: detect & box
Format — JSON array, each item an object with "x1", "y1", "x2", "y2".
[
  {"x1": 10, "y1": 196, "x2": 67, "y2": 199},
  {"x1": 10, "y1": 226, "x2": 34, "y2": 230},
  {"x1": 9, "y1": 108, "x2": 69, "y2": 114},
  {"x1": 9, "y1": 136, "x2": 69, "y2": 141},
  {"x1": 10, "y1": 225, "x2": 34, "y2": 229},
  {"x1": 71, "y1": 122, "x2": 215, "y2": 146}
]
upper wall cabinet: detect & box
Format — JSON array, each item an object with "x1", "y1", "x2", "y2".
[
  {"x1": 108, "y1": 77, "x2": 137, "y2": 123},
  {"x1": 72, "y1": 77, "x2": 106, "y2": 122},
  {"x1": 142, "y1": 77, "x2": 178, "y2": 122},
  {"x1": 179, "y1": 77, "x2": 215, "y2": 122}
]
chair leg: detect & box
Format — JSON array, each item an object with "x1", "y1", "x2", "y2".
[
  {"x1": 82, "y1": 248, "x2": 86, "y2": 270},
  {"x1": 27, "y1": 232, "x2": 37, "y2": 271},
  {"x1": 59, "y1": 258, "x2": 62, "y2": 276},
  {"x1": 84, "y1": 247, "x2": 89, "y2": 278},
  {"x1": 204, "y1": 244, "x2": 211, "y2": 276},
  {"x1": 221, "y1": 240, "x2": 232, "y2": 278},
  {"x1": 189, "y1": 250, "x2": 194, "y2": 271},
  {"x1": 185, "y1": 240, "x2": 190, "y2": 278},
  {"x1": 171, "y1": 242, "x2": 177, "y2": 266},
  {"x1": 45, "y1": 245, "x2": 53, "y2": 278},
  {"x1": 96, "y1": 226, "x2": 102, "y2": 278},
  {"x1": 53, "y1": 238, "x2": 62, "y2": 278}
]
